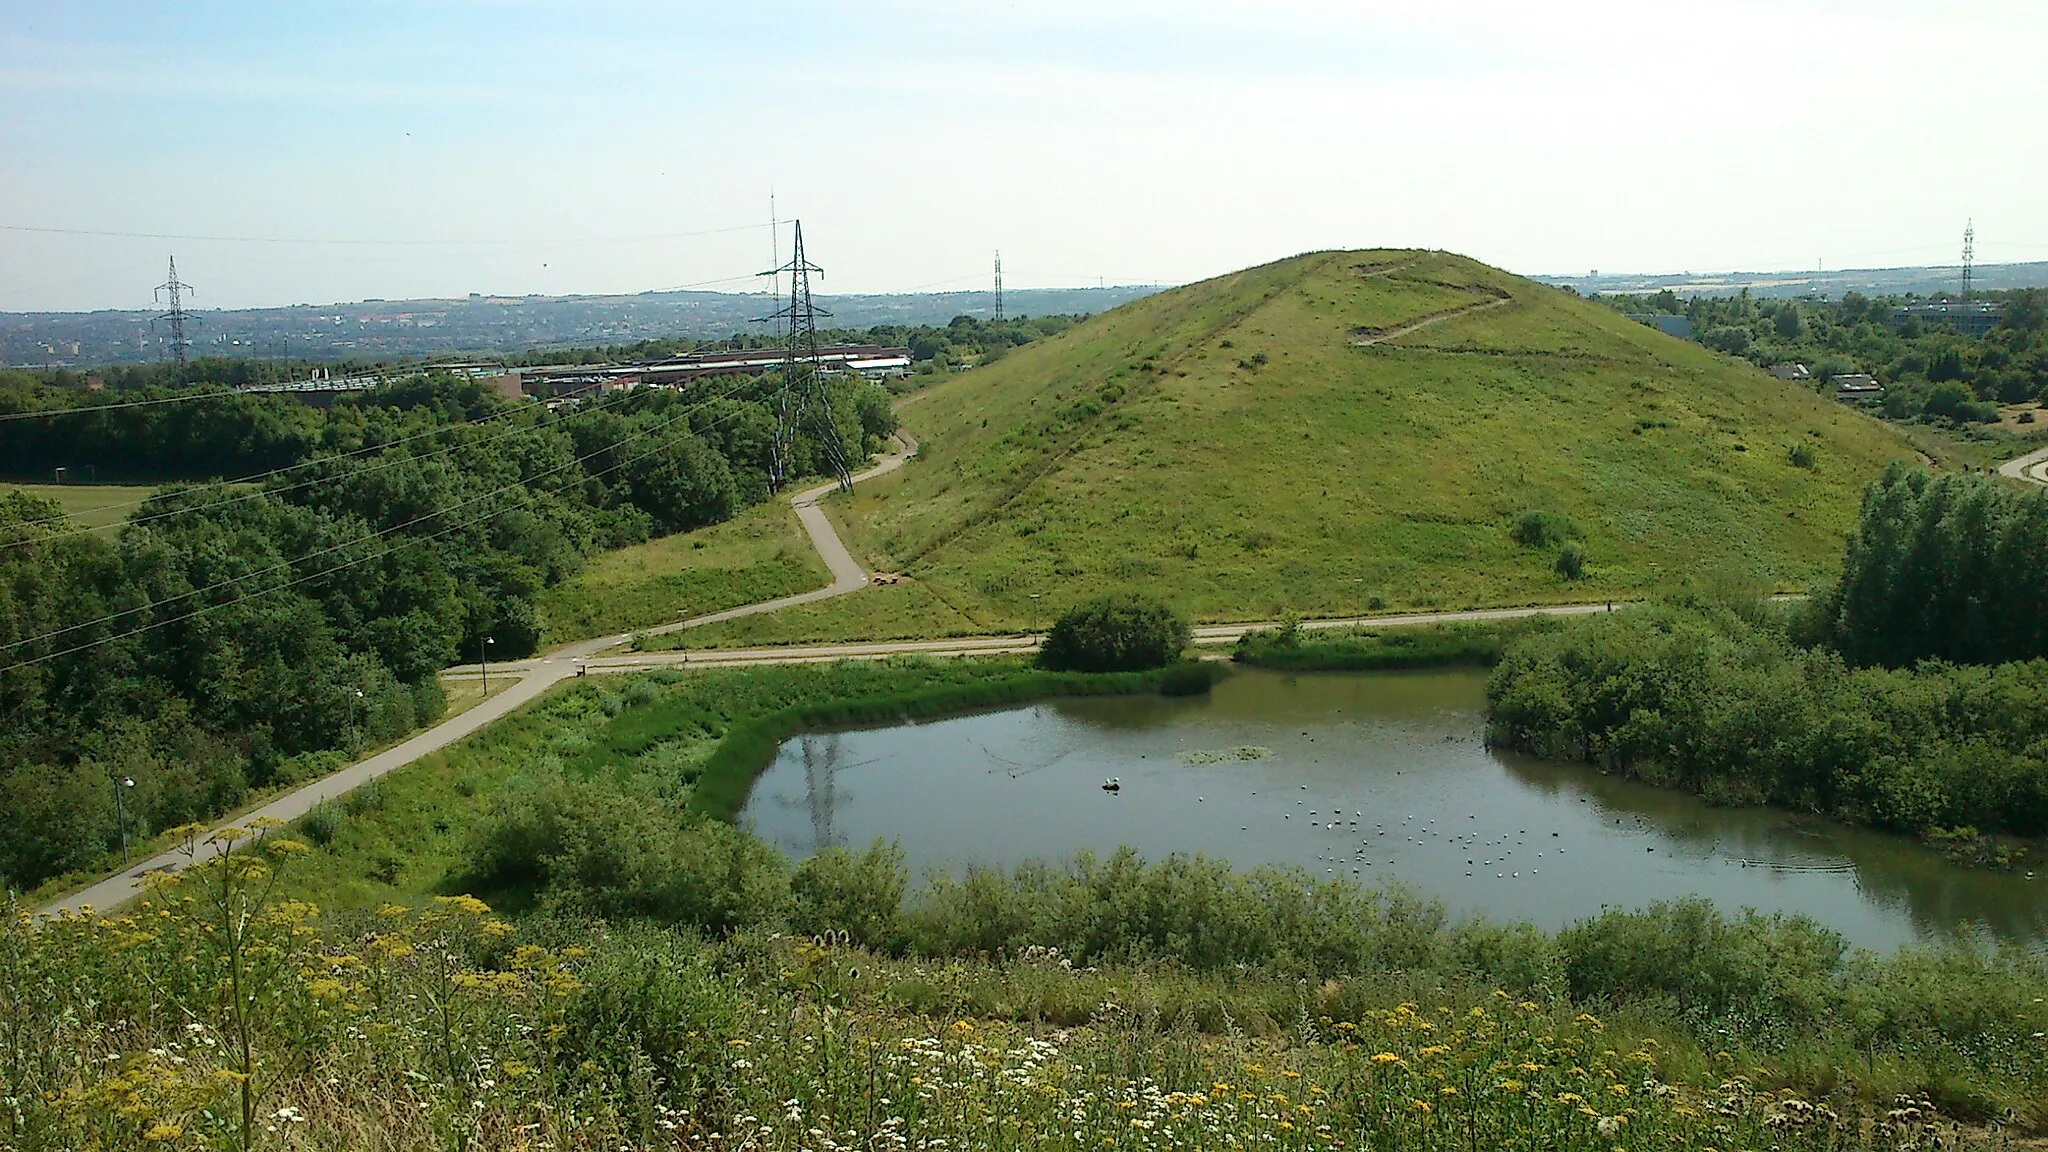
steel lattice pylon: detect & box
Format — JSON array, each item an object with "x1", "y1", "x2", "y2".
[
  {"x1": 757, "y1": 220, "x2": 853, "y2": 492},
  {"x1": 153, "y1": 256, "x2": 195, "y2": 366}
]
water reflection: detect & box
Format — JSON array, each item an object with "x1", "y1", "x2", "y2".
[{"x1": 740, "y1": 669, "x2": 2048, "y2": 951}]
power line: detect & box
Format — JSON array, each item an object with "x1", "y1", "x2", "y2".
[
  {"x1": 0, "y1": 377, "x2": 621, "y2": 549},
  {"x1": 0, "y1": 372, "x2": 769, "y2": 659},
  {"x1": 0, "y1": 386, "x2": 249, "y2": 423},
  {"x1": 0, "y1": 221, "x2": 773, "y2": 247},
  {"x1": 0, "y1": 410, "x2": 711, "y2": 679}
]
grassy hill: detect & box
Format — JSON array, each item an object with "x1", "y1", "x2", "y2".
[{"x1": 772, "y1": 249, "x2": 1913, "y2": 637}]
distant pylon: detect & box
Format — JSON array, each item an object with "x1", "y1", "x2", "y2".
[
  {"x1": 994, "y1": 251, "x2": 1005, "y2": 321},
  {"x1": 1961, "y1": 219, "x2": 1976, "y2": 299},
  {"x1": 153, "y1": 256, "x2": 195, "y2": 365},
  {"x1": 756, "y1": 220, "x2": 852, "y2": 492}
]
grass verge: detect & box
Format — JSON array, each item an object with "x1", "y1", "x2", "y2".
[{"x1": 537, "y1": 500, "x2": 827, "y2": 643}]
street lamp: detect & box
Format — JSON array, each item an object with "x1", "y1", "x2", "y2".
[
  {"x1": 349, "y1": 688, "x2": 365, "y2": 753},
  {"x1": 480, "y1": 635, "x2": 496, "y2": 694},
  {"x1": 112, "y1": 774, "x2": 135, "y2": 869}
]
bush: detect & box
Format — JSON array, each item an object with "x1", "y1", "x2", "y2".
[
  {"x1": 298, "y1": 803, "x2": 344, "y2": 847},
  {"x1": 473, "y1": 780, "x2": 789, "y2": 932},
  {"x1": 1157, "y1": 661, "x2": 1222, "y2": 697},
  {"x1": 1037, "y1": 593, "x2": 1190, "y2": 673},
  {"x1": 1554, "y1": 542, "x2": 1585, "y2": 580},
  {"x1": 1509, "y1": 510, "x2": 1579, "y2": 549},
  {"x1": 1559, "y1": 898, "x2": 1846, "y2": 1024},
  {"x1": 791, "y1": 840, "x2": 910, "y2": 951},
  {"x1": 1486, "y1": 598, "x2": 2048, "y2": 838},
  {"x1": 1788, "y1": 443, "x2": 1818, "y2": 470}
]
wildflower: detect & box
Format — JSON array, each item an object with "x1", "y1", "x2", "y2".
[
  {"x1": 1597, "y1": 1115, "x2": 1626, "y2": 1137},
  {"x1": 1370, "y1": 1052, "x2": 1403, "y2": 1067},
  {"x1": 143, "y1": 1122, "x2": 183, "y2": 1141},
  {"x1": 1411, "y1": 1099, "x2": 1432, "y2": 1113}
]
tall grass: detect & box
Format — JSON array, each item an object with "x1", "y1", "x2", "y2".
[{"x1": 1235, "y1": 619, "x2": 1557, "y2": 672}]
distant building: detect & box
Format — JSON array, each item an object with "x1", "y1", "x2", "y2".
[
  {"x1": 1831, "y1": 373, "x2": 1883, "y2": 402},
  {"x1": 520, "y1": 345, "x2": 912, "y2": 398},
  {"x1": 1625, "y1": 313, "x2": 1695, "y2": 340},
  {"x1": 1769, "y1": 363, "x2": 1811, "y2": 382},
  {"x1": 1895, "y1": 300, "x2": 2003, "y2": 336}
]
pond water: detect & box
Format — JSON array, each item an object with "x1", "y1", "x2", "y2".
[{"x1": 740, "y1": 669, "x2": 2048, "y2": 951}]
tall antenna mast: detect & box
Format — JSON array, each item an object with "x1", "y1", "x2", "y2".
[
  {"x1": 153, "y1": 256, "x2": 194, "y2": 366},
  {"x1": 755, "y1": 220, "x2": 852, "y2": 492},
  {"x1": 993, "y1": 250, "x2": 1005, "y2": 321},
  {"x1": 1961, "y1": 219, "x2": 1976, "y2": 300}
]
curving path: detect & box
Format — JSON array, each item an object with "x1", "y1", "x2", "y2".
[
  {"x1": 40, "y1": 416, "x2": 1647, "y2": 917},
  {"x1": 43, "y1": 436, "x2": 917, "y2": 916},
  {"x1": 1999, "y1": 444, "x2": 2048, "y2": 485}
]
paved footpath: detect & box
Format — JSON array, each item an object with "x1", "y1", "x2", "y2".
[
  {"x1": 43, "y1": 438, "x2": 917, "y2": 916},
  {"x1": 2000, "y1": 444, "x2": 2048, "y2": 486}
]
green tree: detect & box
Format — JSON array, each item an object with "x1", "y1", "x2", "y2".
[{"x1": 1037, "y1": 593, "x2": 1190, "y2": 672}]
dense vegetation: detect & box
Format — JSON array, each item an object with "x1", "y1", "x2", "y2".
[
  {"x1": 1598, "y1": 286, "x2": 2048, "y2": 424},
  {"x1": 1036, "y1": 592, "x2": 1190, "y2": 672},
  {"x1": 23, "y1": 871, "x2": 2026, "y2": 1151},
  {"x1": 0, "y1": 370, "x2": 895, "y2": 892},
  {"x1": 13, "y1": 661, "x2": 2031, "y2": 1148},
  {"x1": 1488, "y1": 596, "x2": 2048, "y2": 838},
  {"x1": 1234, "y1": 617, "x2": 1554, "y2": 671},
  {"x1": 1819, "y1": 465, "x2": 2048, "y2": 667},
  {"x1": 1488, "y1": 468, "x2": 2048, "y2": 840}
]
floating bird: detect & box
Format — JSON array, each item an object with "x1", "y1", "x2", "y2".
[{"x1": 1101, "y1": 778, "x2": 1121, "y2": 792}]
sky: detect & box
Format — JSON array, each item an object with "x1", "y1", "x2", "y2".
[{"x1": 3, "y1": 0, "x2": 2045, "y2": 311}]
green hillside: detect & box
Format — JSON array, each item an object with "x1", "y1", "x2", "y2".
[{"x1": 809, "y1": 249, "x2": 1913, "y2": 631}]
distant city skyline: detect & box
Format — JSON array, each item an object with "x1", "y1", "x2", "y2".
[{"x1": 5, "y1": 0, "x2": 2045, "y2": 311}]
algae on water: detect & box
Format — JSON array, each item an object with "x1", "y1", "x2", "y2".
[{"x1": 1176, "y1": 746, "x2": 1273, "y2": 765}]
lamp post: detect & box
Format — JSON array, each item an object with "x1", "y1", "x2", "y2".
[
  {"x1": 349, "y1": 688, "x2": 365, "y2": 753},
  {"x1": 480, "y1": 635, "x2": 495, "y2": 695},
  {"x1": 112, "y1": 774, "x2": 135, "y2": 869}
]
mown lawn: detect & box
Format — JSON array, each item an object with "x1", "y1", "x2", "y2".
[{"x1": 0, "y1": 481, "x2": 157, "y2": 529}]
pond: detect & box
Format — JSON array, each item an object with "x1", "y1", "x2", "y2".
[{"x1": 740, "y1": 668, "x2": 2048, "y2": 951}]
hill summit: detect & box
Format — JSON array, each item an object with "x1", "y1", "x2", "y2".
[{"x1": 833, "y1": 250, "x2": 1911, "y2": 624}]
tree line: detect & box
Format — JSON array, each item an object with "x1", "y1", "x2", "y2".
[
  {"x1": 0, "y1": 370, "x2": 895, "y2": 891},
  {"x1": 1596, "y1": 286, "x2": 2048, "y2": 425},
  {"x1": 1487, "y1": 467, "x2": 2048, "y2": 840}
]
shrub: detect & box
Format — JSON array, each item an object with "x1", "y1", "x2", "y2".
[
  {"x1": 1510, "y1": 510, "x2": 1578, "y2": 549},
  {"x1": 298, "y1": 803, "x2": 344, "y2": 847},
  {"x1": 1554, "y1": 542, "x2": 1585, "y2": 580},
  {"x1": 1037, "y1": 593, "x2": 1190, "y2": 673},
  {"x1": 473, "y1": 780, "x2": 789, "y2": 932},
  {"x1": 1157, "y1": 661, "x2": 1222, "y2": 697},
  {"x1": 1788, "y1": 443, "x2": 1818, "y2": 470},
  {"x1": 791, "y1": 840, "x2": 910, "y2": 951}
]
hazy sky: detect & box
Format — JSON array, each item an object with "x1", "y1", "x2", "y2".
[{"x1": 4, "y1": 0, "x2": 2043, "y2": 311}]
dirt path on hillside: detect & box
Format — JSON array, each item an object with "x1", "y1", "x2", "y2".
[{"x1": 1351, "y1": 294, "x2": 1511, "y2": 346}]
